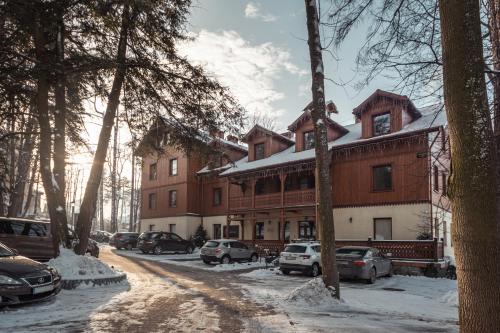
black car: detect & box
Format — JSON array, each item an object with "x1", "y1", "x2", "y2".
[
  {"x1": 0, "y1": 242, "x2": 62, "y2": 305},
  {"x1": 138, "y1": 232, "x2": 194, "y2": 255},
  {"x1": 109, "y1": 232, "x2": 139, "y2": 250}
]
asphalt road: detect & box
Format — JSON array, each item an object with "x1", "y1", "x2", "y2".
[{"x1": 97, "y1": 247, "x2": 280, "y2": 332}]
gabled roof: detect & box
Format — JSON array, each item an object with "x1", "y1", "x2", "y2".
[
  {"x1": 221, "y1": 104, "x2": 445, "y2": 177},
  {"x1": 210, "y1": 137, "x2": 248, "y2": 153},
  {"x1": 287, "y1": 109, "x2": 349, "y2": 135},
  {"x1": 352, "y1": 89, "x2": 421, "y2": 119},
  {"x1": 242, "y1": 124, "x2": 295, "y2": 144}
]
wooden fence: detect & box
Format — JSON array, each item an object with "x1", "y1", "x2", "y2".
[{"x1": 242, "y1": 238, "x2": 444, "y2": 261}]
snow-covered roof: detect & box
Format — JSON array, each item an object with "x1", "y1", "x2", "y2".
[{"x1": 220, "y1": 104, "x2": 445, "y2": 176}]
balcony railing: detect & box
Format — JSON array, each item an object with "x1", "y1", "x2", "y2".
[
  {"x1": 284, "y1": 189, "x2": 315, "y2": 206},
  {"x1": 229, "y1": 189, "x2": 316, "y2": 211},
  {"x1": 229, "y1": 196, "x2": 252, "y2": 210}
]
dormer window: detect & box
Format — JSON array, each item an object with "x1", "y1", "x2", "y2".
[
  {"x1": 372, "y1": 112, "x2": 391, "y2": 136},
  {"x1": 254, "y1": 143, "x2": 265, "y2": 160},
  {"x1": 303, "y1": 131, "x2": 315, "y2": 150}
]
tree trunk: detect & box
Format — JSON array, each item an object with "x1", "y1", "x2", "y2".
[
  {"x1": 439, "y1": 0, "x2": 500, "y2": 331},
  {"x1": 111, "y1": 111, "x2": 119, "y2": 233},
  {"x1": 304, "y1": 0, "x2": 340, "y2": 298},
  {"x1": 99, "y1": 177, "x2": 104, "y2": 231},
  {"x1": 33, "y1": 15, "x2": 63, "y2": 255},
  {"x1": 129, "y1": 144, "x2": 135, "y2": 232},
  {"x1": 74, "y1": 4, "x2": 132, "y2": 254},
  {"x1": 22, "y1": 152, "x2": 38, "y2": 217},
  {"x1": 53, "y1": 12, "x2": 71, "y2": 247}
]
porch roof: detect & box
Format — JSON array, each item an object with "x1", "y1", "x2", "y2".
[{"x1": 220, "y1": 104, "x2": 445, "y2": 176}]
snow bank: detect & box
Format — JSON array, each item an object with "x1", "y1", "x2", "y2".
[
  {"x1": 440, "y1": 290, "x2": 458, "y2": 307},
  {"x1": 210, "y1": 261, "x2": 266, "y2": 272},
  {"x1": 48, "y1": 247, "x2": 123, "y2": 281},
  {"x1": 285, "y1": 278, "x2": 343, "y2": 306},
  {"x1": 240, "y1": 268, "x2": 281, "y2": 279}
]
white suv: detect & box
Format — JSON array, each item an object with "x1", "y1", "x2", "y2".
[{"x1": 279, "y1": 242, "x2": 321, "y2": 277}]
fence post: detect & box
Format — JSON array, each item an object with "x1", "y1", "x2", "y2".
[
  {"x1": 433, "y1": 237, "x2": 439, "y2": 262},
  {"x1": 368, "y1": 237, "x2": 372, "y2": 247}
]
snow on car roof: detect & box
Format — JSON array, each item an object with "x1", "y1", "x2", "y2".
[{"x1": 221, "y1": 104, "x2": 445, "y2": 176}]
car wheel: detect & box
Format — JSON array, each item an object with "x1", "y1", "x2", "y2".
[
  {"x1": 281, "y1": 269, "x2": 290, "y2": 275},
  {"x1": 153, "y1": 246, "x2": 162, "y2": 255},
  {"x1": 203, "y1": 259, "x2": 211, "y2": 264},
  {"x1": 186, "y1": 246, "x2": 194, "y2": 254},
  {"x1": 141, "y1": 250, "x2": 149, "y2": 254},
  {"x1": 116, "y1": 247, "x2": 122, "y2": 250},
  {"x1": 387, "y1": 264, "x2": 394, "y2": 277},
  {"x1": 250, "y1": 253, "x2": 258, "y2": 262},
  {"x1": 310, "y1": 263, "x2": 320, "y2": 277},
  {"x1": 126, "y1": 243, "x2": 133, "y2": 251},
  {"x1": 221, "y1": 255, "x2": 231, "y2": 265},
  {"x1": 366, "y1": 267, "x2": 377, "y2": 284}
]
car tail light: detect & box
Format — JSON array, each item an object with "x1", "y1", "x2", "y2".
[
  {"x1": 353, "y1": 260, "x2": 366, "y2": 267},
  {"x1": 300, "y1": 255, "x2": 311, "y2": 259},
  {"x1": 215, "y1": 248, "x2": 222, "y2": 254}
]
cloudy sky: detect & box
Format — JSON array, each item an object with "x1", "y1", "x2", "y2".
[{"x1": 183, "y1": 0, "x2": 397, "y2": 132}]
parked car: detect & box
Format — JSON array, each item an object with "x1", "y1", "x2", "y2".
[
  {"x1": 109, "y1": 232, "x2": 139, "y2": 250},
  {"x1": 90, "y1": 230, "x2": 113, "y2": 243},
  {"x1": 279, "y1": 242, "x2": 322, "y2": 277},
  {"x1": 138, "y1": 232, "x2": 194, "y2": 255},
  {"x1": 200, "y1": 239, "x2": 258, "y2": 264},
  {"x1": 336, "y1": 246, "x2": 393, "y2": 283},
  {"x1": 0, "y1": 241, "x2": 62, "y2": 305}
]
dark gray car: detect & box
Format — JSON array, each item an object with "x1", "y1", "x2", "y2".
[
  {"x1": 200, "y1": 240, "x2": 258, "y2": 264},
  {"x1": 336, "y1": 246, "x2": 393, "y2": 283}
]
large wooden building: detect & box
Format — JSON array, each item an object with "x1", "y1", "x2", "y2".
[{"x1": 138, "y1": 90, "x2": 452, "y2": 259}]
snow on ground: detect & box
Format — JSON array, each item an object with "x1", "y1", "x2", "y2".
[
  {"x1": 114, "y1": 248, "x2": 267, "y2": 271},
  {"x1": 238, "y1": 269, "x2": 459, "y2": 333},
  {"x1": 47, "y1": 247, "x2": 123, "y2": 280},
  {"x1": 0, "y1": 269, "x2": 221, "y2": 332}
]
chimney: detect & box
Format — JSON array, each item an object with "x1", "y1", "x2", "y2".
[
  {"x1": 226, "y1": 135, "x2": 238, "y2": 144},
  {"x1": 326, "y1": 100, "x2": 338, "y2": 115}
]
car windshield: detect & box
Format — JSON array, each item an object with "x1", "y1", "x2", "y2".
[
  {"x1": 204, "y1": 241, "x2": 219, "y2": 248},
  {"x1": 283, "y1": 245, "x2": 307, "y2": 253},
  {"x1": 336, "y1": 248, "x2": 367, "y2": 256},
  {"x1": 139, "y1": 232, "x2": 161, "y2": 240},
  {"x1": 0, "y1": 244, "x2": 13, "y2": 257}
]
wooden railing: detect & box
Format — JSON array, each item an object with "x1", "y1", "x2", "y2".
[
  {"x1": 229, "y1": 196, "x2": 252, "y2": 210},
  {"x1": 254, "y1": 193, "x2": 281, "y2": 208},
  {"x1": 284, "y1": 189, "x2": 315, "y2": 206},
  {"x1": 241, "y1": 238, "x2": 443, "y2": 261}
]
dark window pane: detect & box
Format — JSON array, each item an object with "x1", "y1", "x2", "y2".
[
  {"x1": 149, "y1": 163, "x2": 157, "y2": 181},
  {"x1": 224, "y1": 225, "x2": 239, "y2": 238},
  {"x1": 255, "y1": 222, "x2": 264, "y2": 240},
  {"x1": 374, "y1": 218, "x2": 392, "y2": 240},
  {"x1": 254, "y1": 143, "x2": 265, "y2": 160},
  {"x1": 373, "y1": 165, "x2": 392, "y2": 191},
  {"x1": 148, "y1": 193, "x2": 157, "y2": 209},
  {"x1": 213, "y1": 188, "x2": 222, "y2": 206},
  {"x1": 169, "y1": 190, "x2": 177, "y2": 207},
  {"x1": 284, "y1": 245, "x2": 306, "y2": 253},
  {"x1": 303, "y1": 131, "x2": 315, "y2": 150},
  {"x1": 373, "y1": 113, "x2": 391, "y2": 136}
]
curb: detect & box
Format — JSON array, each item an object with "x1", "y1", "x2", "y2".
[{"x1": 61, "y1": 272, "x2": 127, "y2": 290}]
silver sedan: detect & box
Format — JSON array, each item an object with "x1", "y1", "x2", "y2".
[{"x1": 336, "y1": 246, "x2": 393, "y2": 283}]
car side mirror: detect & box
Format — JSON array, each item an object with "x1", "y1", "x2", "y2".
[{"x1": 11, "y1": 248, "x2": 19, "y2": 256}]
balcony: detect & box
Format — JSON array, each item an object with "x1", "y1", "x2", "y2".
[{"x1": 229, "y1": 189, "x2": 316, "y2": 211}]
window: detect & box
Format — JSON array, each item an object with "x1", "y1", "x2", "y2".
[
  {"x1": 169, "y1": 158, "x2": 178, "y2": 176},
  {"x1": 149, "y1": 224, "x2": 155, "y2": 231},
  {"x1": 372, "y1": 112, "x2": 391, "y2": 136},
  {"x1": 149, "y1": 163, "x2": 157, "y2": 181},
  {"x1": 434, "y1": 218, "x2": 439, "y2": 239},
  {"x1": 169, "y1": 190, "x2": 177, "y2": 207},
  {"x1": 169, "y1": 224, "x2": 176, "y2": 233},
  {"x1": 284, "y1": 221, "x2": 290, "y2": 241},
  {"x1": 213, "y1": 224, "x2": 221, "y2": 239},
  {"x1": 372, "y1": 165, "x2": 392, "y2": 191},
  {"x1": 374, "y1": 218, "x2": 392, "y2": 240},
  {"x1": 303, "y1": 131, "x2": 315, "y2": 150},
  {"x1": 299, "y1": 221, "x2": 316, "y2": 239},
  {"x1": 148, "y1": 193, "x2": 157, "y2": 209},
  {"x1": 170, "y1": 233, "x2": 181, "y2": 241},
  {"x1": 255, "y1": 222, "x2": 265, "y2": 240},
  {"x1": 224, "y1": 225, "x2": 239, "y2": 238},
  {"x1": 443, "y1": 221, "x2": 448, "y2": 246},
  {"x1": 213, "y1": 188, "x2": 222, "y2": 206},
  {"x1": 433, "y1": 166, "x2": 439, "y2": 191},
  {"x1": 254, "y1": 143, "x2": 265, "y2": 160},
  {"x1": 442, "y1": 173, "x2": 447, "y2": 196}
]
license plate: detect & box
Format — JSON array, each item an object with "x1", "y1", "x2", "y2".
[
  {"x1": 33, "y1": 284, "x2": 54, "y2": 294},
  {"x1": 286, "y1": 256, "x2": 296, "y2": 260}
]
